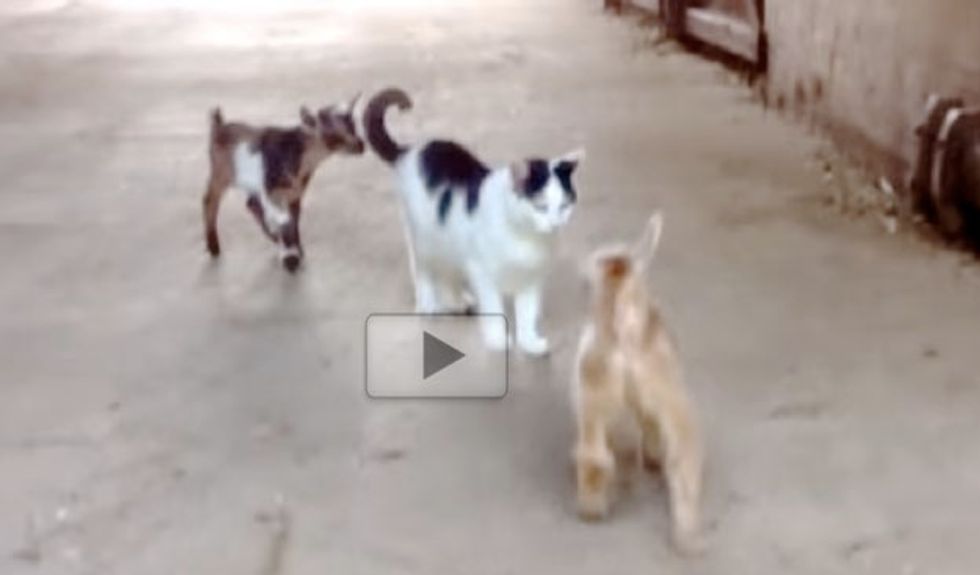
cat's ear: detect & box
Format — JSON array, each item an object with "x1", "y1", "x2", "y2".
[
  {"x1": 633, "y1": 211, "x2": 664, "y2": 265},
  {"x1": 300, "y1": 106, "x2": 317, "y2": 129},
  {"x1": 557, "y1": 147, "x2": 586, "y2": 170},
  {"x1": 512, "y1": 159, "x2": 552, "y2": 196}
]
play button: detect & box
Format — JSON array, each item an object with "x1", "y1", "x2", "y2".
[
  {"x1": 364, "y1": 313, "x2": 508, "y2": 399},
  {"x1": 423, "y1": 331, "x2": 465, "y2": 379}
]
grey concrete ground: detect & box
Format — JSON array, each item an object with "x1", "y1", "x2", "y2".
[{"x1": 2, "y1": 1, "x2": 979, "y2": 574}]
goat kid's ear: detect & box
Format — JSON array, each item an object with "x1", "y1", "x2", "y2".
[
  {"x1": 633, "y1": 210, "x2": 664, "y2": 265},
  {"x1": 347, "y1": 92, "x2": 363, "y2": 115},
  {"x1": 300, "y1": 106, "x2": 317, "y2": 129}
]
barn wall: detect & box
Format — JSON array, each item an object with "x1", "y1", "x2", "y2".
[{"x1": 765, "y1": 0, "x2": 980, "y2": 185}]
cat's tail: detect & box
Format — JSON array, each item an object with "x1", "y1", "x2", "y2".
[{"x1": 363, "y1": 88, "x2": 413, "y2": 164}]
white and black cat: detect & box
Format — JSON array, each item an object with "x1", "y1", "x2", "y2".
[{"x1": 363, "y1": 87, "x2": 584, "y2": 355}]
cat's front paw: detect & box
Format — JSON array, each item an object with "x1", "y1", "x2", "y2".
[
  {"x1": 483, "y1": 329, "x2": 510, "y2": 352},
  {"x1": 518, "y1": 334, "x2": 550, "y2": 357}
]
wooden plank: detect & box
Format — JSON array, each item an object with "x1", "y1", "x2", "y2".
[
  {"x1": 662, "y1": 0, "x2": 685, "y2": 38},
  {"x1": 630, "y1": 0, "x2": 661, "y2": 12},
  {"x1": 684, "y1": 6, "x2": 759, "y2": 63},
  {"x1": 744, "y1": 0, "x2": 760, "y2": 29}
]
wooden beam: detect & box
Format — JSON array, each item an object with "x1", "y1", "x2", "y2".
[
  {"x1": 630, "y1": 0, "x2": 661, "y2": 13},
  {"x1": 684, "y1": 6, "x2": 759, "y2": 63}
]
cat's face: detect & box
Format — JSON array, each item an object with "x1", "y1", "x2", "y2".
[{"x1": 512, "y1": 149, "x2": 584, "y2": 233}]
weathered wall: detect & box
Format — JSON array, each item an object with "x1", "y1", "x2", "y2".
[{"x1": 766, "y1": 0, "x2": 980, "y2": 185}]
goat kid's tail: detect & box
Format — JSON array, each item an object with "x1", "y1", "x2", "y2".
[{"x1": 209, "y1": 107, "x2": 226, "y2": 145}]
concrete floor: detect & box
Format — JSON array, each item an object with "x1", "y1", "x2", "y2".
[{"x1": 2, "y1": 1, "x2": 979, "y2": 574}]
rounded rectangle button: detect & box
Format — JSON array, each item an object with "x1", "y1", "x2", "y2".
[{"x1": 364, "y1": 313, "x2": 508, "y2": 399}]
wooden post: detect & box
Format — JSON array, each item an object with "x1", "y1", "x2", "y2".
[{"x1": 661, "y1": 0, "x2": 686, "y2": 39}]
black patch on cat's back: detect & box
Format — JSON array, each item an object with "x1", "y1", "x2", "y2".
[
  {"x1": 438, "y1": 189, "x2": 453, "y2": 223},
  {"x1": 257, "y1": 128, "x2": 307, "y2": 191},
  {"x1": 420, "y1": 140, "x2": 490, "y2": 223},
  {"x1": 420, "y1": 141, "x2": 490, "y2": 189}
]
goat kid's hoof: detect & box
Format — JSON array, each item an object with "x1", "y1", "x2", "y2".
[
  {"x1": 576, "y1": 497, "x2": 609, "y2": 522},
  {"x1": 672, "y1": 531, "x2": 707, "y2": 556},
  {"x1": 206, "y1": 234, "x2": 220, "y2": 257},
  {"x1": 282, "y1": 254, "x2": 302, "y2": 273}
]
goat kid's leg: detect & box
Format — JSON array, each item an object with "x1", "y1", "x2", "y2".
[
  {"x1": 279, "y1": 218, "x2": 302, "y2": 273},
  {"x1": 640, "y1": 398, "x2": 704, "y2": 555},
  {"x1": 202, "y1": 176, "x2": 229, "y2": 257},
  {"x1": 575, "y1": 410, "x2": 615, "y2": 520},
  {"x1": 665, "y1": 445, "x2": 705, "y2": 555},
  {"x1": 247, "y1": 189, "x2": 301, "y2": 273},
  {"x1": 288, "y1": 199, "x2": 304, "y2": 258},
  {"x1": 245, "y1": 194, "x2": 278, "y2": 243}
]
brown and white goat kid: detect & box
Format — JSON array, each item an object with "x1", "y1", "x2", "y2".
[
  {"x1": 203, "y1": 97, "x2": 364, "y2": 272},
  {"x1": 572, "y1": 212, "x2": 705, "y2": 554}
]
